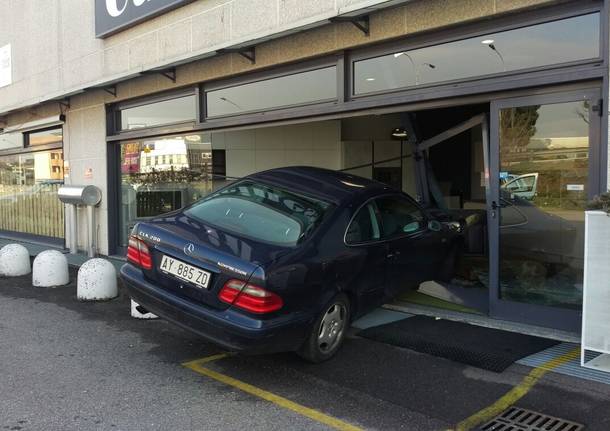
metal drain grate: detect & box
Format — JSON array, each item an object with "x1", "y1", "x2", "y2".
[{"x1": 479, "y1": 406, "x2": 584, "y2": 431}]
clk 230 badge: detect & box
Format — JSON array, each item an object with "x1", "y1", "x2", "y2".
[{"x1": 139, "y1": 231, "x2": 161, "y2": 243}]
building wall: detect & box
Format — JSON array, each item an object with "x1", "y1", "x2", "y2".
[
  {"x1": 0, "y1": 0, "x2": 566, "y2": 254},
  {"x1": 212, "y1": 121, "x2": 341, "y2": 178},
  {"x1": 0, "y1": 0, "x2": 558, "y2": 114}
]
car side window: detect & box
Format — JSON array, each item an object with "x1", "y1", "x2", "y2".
[
  {"x1": 375, "y1": 196, "x2": 425, "y2": 239},
  {"x1": 345, "y1": 203, "x2": 381, "y2": 244}
]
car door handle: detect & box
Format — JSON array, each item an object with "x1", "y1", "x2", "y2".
[{"x1": 387, "y1": 251, "x2": 401, "y2": 258}]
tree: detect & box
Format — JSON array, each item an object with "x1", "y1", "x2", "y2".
[{"x1": 500, "y1": 106, "x2": 540, "y2": 156}]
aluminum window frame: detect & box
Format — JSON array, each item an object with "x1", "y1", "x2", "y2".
[
  {"x1": 348, "y1": 2, "x2": 604, "y2": 100},
  {"x1": 23, "y1": 125, "x2": 64, "y2": 150},
  {"x1": 110, "y1": 87, "x2": 199, "y2": 134},
  {"x1": 0, "y1": 126, "x2": 66, "y2": 246},
  {"x1": 105, "y1": 0, "x2": 608, "y2": 255},
  {"x1": 201, "y1": 55, "x2": 343, "y2": 122},
  {"x1": 0, "y1": 126, "x2": 64, "y2": 157}
]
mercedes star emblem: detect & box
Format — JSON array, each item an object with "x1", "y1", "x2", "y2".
[{"x1": 184, "y1": 243, "x2": 195, "y2": 255}]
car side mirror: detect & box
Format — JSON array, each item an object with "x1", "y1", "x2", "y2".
[
  {"x1": 402, "y1": 221, "x2": 420, "y2": 233},
  {"x1": 427, "y1": 220, "x2": 442, "y2": 232}
]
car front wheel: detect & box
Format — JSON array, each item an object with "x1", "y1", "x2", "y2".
[{"x1": 297, "y1": 294, "x2": 350, "y2": 363}]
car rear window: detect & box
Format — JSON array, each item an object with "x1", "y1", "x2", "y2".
[{"x1": 185, "y1": 180, "x2": 334, "y2": 246}]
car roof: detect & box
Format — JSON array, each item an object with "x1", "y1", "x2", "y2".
[{"x1": 246, "y1": 166, "x2": 391, "y2": 205}]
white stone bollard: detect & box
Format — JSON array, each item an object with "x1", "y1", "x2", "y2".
[
  {"x1": 0, "y1": 244, "x2": 31, "y2": 276},
  {"x1": 131, "y1": 299, "x2": 158, "y2": 319},
  {"x1": 32, "y1": 250, "x2": 69, "y2": 287},
  {"x1": 77, "y1": 258, "x2": 118, "y2": 301}
]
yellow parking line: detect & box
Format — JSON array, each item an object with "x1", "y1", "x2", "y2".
[
  {"x1": 183, "y1": 354, "x2": 364, "y2": 431},
  {"x1": 454, "y1": 347, "x2": 580, "y2": 431}
]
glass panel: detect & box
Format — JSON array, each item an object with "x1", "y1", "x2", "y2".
[
  {"x1": 120, "y1": 95, "x2": 196, "y2": 130},
  {"x1": 345, "y1": 203, "x2": 380, "y2": 244},
  {"x1": 376, "y1": 196, "x2": 425, "y2": 239},
  {"x1": 28, "y1": 127, "x2": 62, "y2": 146},
  {"x1": 340, "y1": 138, "x2": 417, "y2": 197},
  {"x1": 355, "y1": 13, "x2": 600, "y2": 94},
  {"x1": 0, "y1": 150, "x2": 64, "y2": 238},
  {"x1": 185, "y1": 180, "x2": 333, "y2": 246},
  {"x1": 0, "y1": 132, "x2": 22, "y2": 150},
  {"x1": 118, "y1": 132, "x2": 232, "y2": 247},
  {"x1": 373, "y1": 140, "x2": 402, "y2": 190},
  {"x1": 206, "y1": 66, "x2": 337, "y2": 117},
  {"x1": 498, "y1": 101, "x2": 590, "y2": 310}
]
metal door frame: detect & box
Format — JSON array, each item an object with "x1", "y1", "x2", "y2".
[{"x1": 488, "y1": 87, "x2": 603, "y2": 331}]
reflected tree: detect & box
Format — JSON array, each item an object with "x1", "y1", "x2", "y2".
[
  {"x1": 500, "y1": 106, "x2": 541, "y2": 156},
  {"x1": 575, "y1": 100, "x2": 590, "y2": 125}
]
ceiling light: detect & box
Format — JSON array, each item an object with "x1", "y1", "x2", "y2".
[
  {"x1": 393, "y1": 52, "x2": 404, "y2": 58},
  {"x1": 391, "y1": 127, "x2": 408, "y2": 139},
  {"x1": 365, "y1": 77, "x2": 376, "y2": 81},
  {"x1": 481, "y1": 39, "x2": 494, "y2": 45}
]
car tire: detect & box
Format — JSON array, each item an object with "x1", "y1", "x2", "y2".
[{"x1": 297, "y1": 294, "x2": 350, "y2": 363}]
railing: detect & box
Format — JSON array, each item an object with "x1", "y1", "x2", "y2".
[{"x1": 0, "y1": 183, "x2": 64, "y2": 238}]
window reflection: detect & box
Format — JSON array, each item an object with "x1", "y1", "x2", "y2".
[
  {"x1": 354, "y1": 13, "x2": 600, "y2": 94},
  {"x1": 120, "y1": 95, "x2": 197, "y2": 131},
  {"x1": 498, "y1": 101, "x2": 590, "y2": 310},
  {"x1": 119, "y1": 133, "x2": 230, "y2": 246},
  {"x1": 27, "y1": 127, "x2": 62, "y2": 146},
  {"x1": 0, "y1": 150, "x2": 64, "y2": 238},
  {"x1": 206, "y1": 66, "x2": 337, "y2": 117}
]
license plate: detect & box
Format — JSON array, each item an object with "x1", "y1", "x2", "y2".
[{"x1": 159, "y1": 255, "x2": 211, "y2": 289}]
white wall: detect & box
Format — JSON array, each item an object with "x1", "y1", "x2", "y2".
[
  {"x1": 341, "y1": 114, "x2": 417, "y2": 195},
  {"x1": 211, "y1": 120, "x2": 341, "y2": 178}
]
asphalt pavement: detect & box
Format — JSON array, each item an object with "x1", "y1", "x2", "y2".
[{"x1": 1, "y1": 267, "x2": 609, "y2": 431}]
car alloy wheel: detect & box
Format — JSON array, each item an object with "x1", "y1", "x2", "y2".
[
  {"x1": 317, "y1": 302, "x2": 347, "y2": 353},
  {"x1": 298, "y1": 294, "x2": 350, "y2": 363}
]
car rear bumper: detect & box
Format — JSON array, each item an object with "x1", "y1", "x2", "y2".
[{"x1": 120, "y1": 264, "x2": 312, "y2": 354}]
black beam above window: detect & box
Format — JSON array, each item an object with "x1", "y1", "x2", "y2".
[
  {"x1": 329, "y1": 15, "x2": 370, "y2": 36},
  {"x1": 216, "y1": 47, "x2": 256, "y2": 64}
]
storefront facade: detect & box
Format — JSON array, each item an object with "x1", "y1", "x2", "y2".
[{"x1": 0, "y1": 0, "x2": 608, "y2": 333}]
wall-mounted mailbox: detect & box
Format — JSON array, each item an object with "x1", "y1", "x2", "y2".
[
  {"x1": 58, "y1": 185, "x2": 102, "y2": 257},
  {"x1": 58, "y1": 185, "x2": 102, "y2": 206}
]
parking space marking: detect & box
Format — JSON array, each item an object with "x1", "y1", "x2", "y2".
[
  {"x1": 454, "y1": 347, "x2": 580, "y2": 431},
  {"x1": 183, "y1": 354, "x2": 364, "y2": 431}
]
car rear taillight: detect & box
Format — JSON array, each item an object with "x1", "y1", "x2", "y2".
[
  {"x1": 218, "y1": 279, "x2": 283, "y2": 314},
  {"x1": 127, "y1": 235, "x2": 153, "y2": 270}
]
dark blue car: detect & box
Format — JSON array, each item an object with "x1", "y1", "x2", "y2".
[{"x1": 120, "y1": 166, "x2": 458, "y2": 362}]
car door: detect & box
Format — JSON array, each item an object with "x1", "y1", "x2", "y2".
[
  {"x1": 375, "y1": 195, "x2": 450, "y2": 299},
  {"x1": 501, "y1": 173, "x2": 539, "y2": 200},
  {"x1": 344, "y1": 201, "x2": 389, "y2": 311}
]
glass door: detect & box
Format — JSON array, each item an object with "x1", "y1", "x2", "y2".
[{"x1": 489, "y1": 89, "x2": 602, "y2": 331}]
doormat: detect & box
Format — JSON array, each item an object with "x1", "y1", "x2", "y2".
[{"x1": 357, "y1": 315, "x2": 559, "y2": 372}]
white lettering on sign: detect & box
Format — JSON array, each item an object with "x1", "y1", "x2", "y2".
[
  {"x1": 96, "y1": 0, "x2": 191, "y2": 38},
  {"x1": 0, "y1": 44, "x2": 11, "y2": 88},
  {"x1": 105, "y1": 0, "x2": 151, "y2": 17}
]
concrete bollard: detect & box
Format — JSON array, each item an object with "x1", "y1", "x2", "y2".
[
  {"x1": 0, "y1": 244, "x2": 31, "y2": 276},
  {"x1": 32, "y1": 250, "x2": 69, "y2": 287},
  {"x1": 77, "y1": 258, "x2": 118, "y2": 301},
  {"x1": 131, "y1": 299, "x2": 158, "y2": 319}
]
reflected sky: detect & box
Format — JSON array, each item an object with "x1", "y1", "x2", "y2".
[
  {"x1": 206, "y1": 67, "x2": 337, "y2": 117},
  {"x1": 355, "y1": 13, "x2": 600, "y2": 94},
  {"x1": 121, "y1": 95, "x2": 197, "y2": 130}
]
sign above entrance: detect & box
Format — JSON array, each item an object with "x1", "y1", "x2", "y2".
[{"x1": 95, "y1": 0, "x2": 194, "y2": 38}]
